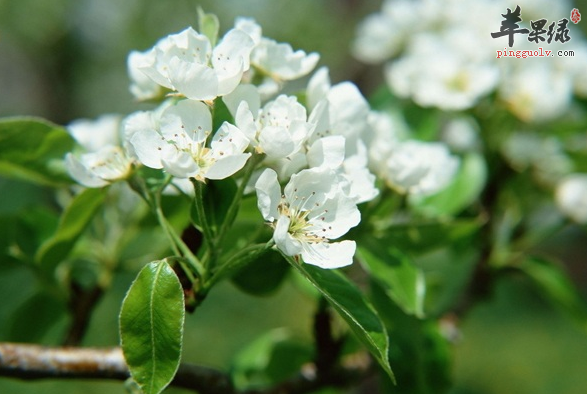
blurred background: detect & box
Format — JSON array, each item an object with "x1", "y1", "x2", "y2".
[{"x1": 1, "y1": 0, "x2": 587, "y2": 393}]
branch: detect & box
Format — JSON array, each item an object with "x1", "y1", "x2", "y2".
[
  {"x1": 0, "y1": 342, "x2": 372, "y2": 394},
  {"x1": 0, "y1": 343, "x2": 232, "y2": 394}
]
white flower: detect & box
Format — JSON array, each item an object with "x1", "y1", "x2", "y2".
[
  {"x1": 555, "y1": 174, "x2": 587, "y2": 223},
  {"x1": 235, "y1": 94, "x2": 314, "y2": 160},
  {"x1": 136, "y1": 26, "x2": 255, "y2": 101},
  {"x1": 255, "y1": 168, "x2": 360, "y2": 269},
  {"x1": 129, "y1": 99, "x2": 250, "y2": 181},
  {"x1": 67, "y1": 114, "x2": 121, "y2": 152},
  {"x1": 65, "y1": 115, "x2": 135, "y2": 188},
  {"x1": 235, "y1": 17, "x2": 319, "y2": 98},
  {"x1": 128, "y1": 50, "x2": 163, "y2": 101},
  {"x1": 442, "y1": 117, "x2": 480, "y2": 152},
  {"x1": 66, "y1": 146, "x2": 133, "y2": 188},
  {"x1": 383, "y1": 140, "x2": 459, "y2": 196}
]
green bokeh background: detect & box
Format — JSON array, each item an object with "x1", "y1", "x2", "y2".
[{"x1": 1, "y1": 1, "x2": 587, "y2": 393}]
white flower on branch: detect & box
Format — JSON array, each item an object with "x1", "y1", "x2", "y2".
[
  {"x1": 255, "y1": 168, "x2": 360, "y2": 269},
  {"x1": 134, "y1": 26, "x2": 255, "y2": 101},
  {"x1": 65, "y1": 115, "x2": 134, "y2": 188},
  {"x1": 383, "y1": 140, "x2": 459, "y2": 197},
  {"x1": 129, "y1": 99, "x2": 250, "y2": 181}
]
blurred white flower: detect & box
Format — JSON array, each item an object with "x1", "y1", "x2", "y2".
[
  {"x1": 255, "y1": 167, "x2": 360, "y2": 269},
  {"x1": 65, "y1": 115, "x2": 134, "y2": 187},
  {"x1": 555, "y1": 174, "x2": 587, "y2": 223},
  {"x1": 442, "y1": 117, "x2": 480, "y2": 152},
  {"x1": 383, "y1": 140, "x2": 459, "y2": 196},
  {"x1": 129, "y1": 99, "x2": 250, "y2": 181}
]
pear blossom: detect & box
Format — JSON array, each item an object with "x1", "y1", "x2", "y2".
[
  {"x1": 255, "y1": 168, "x2": 360, "y2": 269},
  {"x1": 555, "y1": 174, "x2": 587, "y2": 223},
  {"x1": 127, "y1": 50, "x2": 163, "y2": 101},
  {"x1": 129, "y1": 99, "x2": 250, "y2": 181},
  {"x1": 383, "y1": 140, "x2": 459, "y2": 196},
  {"x1": 235, "y1": 94, "x2": 314, "y2": 160},
  {"x1": 135, "y1": 26, "x2": 255, "y2": 101},
  {"x1": 65, "y1": 115, "x2": 135, "y2": 188},
  {"x1": 235, "y1": 18, "x2": 319, "y2": 98}
]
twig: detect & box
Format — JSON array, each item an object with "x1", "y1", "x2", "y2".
[{"x1": 0, "y1": 342, "x2": 371, "y2": 394}]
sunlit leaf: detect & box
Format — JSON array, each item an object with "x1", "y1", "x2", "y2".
[
  {"x1": 285, "y1": 257, "x2": 394, "y2": 382},
  {"x1": 120, "y1": 260, "x2": 185, "y2": 394},
  {"x1": 358, "y1": 244, "x2": 425, "y2": 318}
]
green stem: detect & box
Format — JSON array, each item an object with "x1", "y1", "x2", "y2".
[
  {"x1": 205, "y1": 240, "x2": 274, "y2": 289},
  {"x1": 216, "y1": 154, "x2": 264, "y2": 247},
  {"x1": 192, "y1": 179, "x2": 217, "y2": 263},
  {"x1": 128, "y1": 173, "x2": 204, "y2": 276}
]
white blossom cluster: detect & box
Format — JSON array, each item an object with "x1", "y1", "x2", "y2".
[
  {"x1": 63, "y1": 15, "x2": 462, "y2": 269},
  {"x1": 352, "y1": 0, "x2": 587, "y2": 121}
]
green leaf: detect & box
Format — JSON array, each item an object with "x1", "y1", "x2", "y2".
[
  {"x1": 197, "y1": 7, "x2": 220, "y2": 47},
  {"x1": 377, "y1": 218, "x2": 483, "y2": 255},
  {"x1": 284, "y1": 257, "x2": 394, "y2": 382},
  {"x1": 35, "y1": 187, "x2": 107, "y2": 276},
  {"x1": 370, "y1": 281, "x2": 452, "y2": 394},
  {"x1": 120, "y1": 260, "x2": 185, "y2": 394},
  {"x1": 231, "y1": 249, "x2": 290, "y2": 296},
  {"x1": 410, "y1": 153, "x2": 487, "y2": 217},
  {"x1": 518, "y1": 256, "x2": 587, "y2": 330},
  {"x1": 191, "y1": 177, "x2": 237, "y2": 236},
  {"x1": 358, "y1": 245, "x2": 425, "y2": 318},
  {"x1": 231, "y1": 328, "x2": 312, "y2": 390},
  {"x1": 0, "y1": 117, "x2": 74, "y2": 186}
]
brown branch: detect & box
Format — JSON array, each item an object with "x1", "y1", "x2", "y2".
[
  {"x1": 0, "y1": 342, "x2": 372, "y2": 394},
  {"x1": 63, "y1": 283, "x2": 104, "y2": 346}
]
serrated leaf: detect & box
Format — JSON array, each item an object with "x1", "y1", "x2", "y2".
[
  {"x1": 358, "y1": 245, "x2": 425, "y2": 318},
  {"x1": 120, "y1": 260, "x2": 185, "y2": 394},
  {"x1": 285, "y1": 257, "x2": 394, "y2": 382},
  {"x1": 518, "y1": 256, "x2": 587, "y2": 330},
  {"x1": 0, "y1": 117, "x2": 74, "y2": 186},
  {"x1": 411, "y1": 153, "x2": 487, "y2": 217},
  {"x1": 35, "y1": 187, "x2": 107, "y2": 277}
]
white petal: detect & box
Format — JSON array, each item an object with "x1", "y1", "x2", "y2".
[
  {"x1": 161, "y1": 146, "x2": 200, "y2": 178},
  {"x1": 307, "y1": 135, "x2": 345, "y2": 169},
  {"x1": 234, "y1": 101, "x2": 259, "y2": 143},
  {"x1": 308, "y1": 193, "x2": 360, "y2": 239},
  {"x1": 167, "y1": 57, "x2": 219, "y2": 101},
  {"x1": 306, "y1": 67, "x2": 331, "y2": 110},
  {"x1": 274, "y1": 215, "x2": 302, "y2": 256},
  {"x1": 161, "y1": 99, "x2": 212, "y2": 143},
  {"x1": 206, "y1": 153, "x2": 251, "y2": 180},
  {"x1": 301, "y1": 240, "x2": 356, "y2": 269},
  {"x1": 255, "y1": 168, "x2": 281, "y2": 221},
  {"x1": 130, "y1": 129, "x2": 165, "y2": 169},
  {"x1": 223, "y1": 84, "x2": 261, "y2": 117},
  {"x1": 259, "y1": 126, "x2": 296, "y2": 159},
  {"x1": 211, "y1": 122, "x2": 250, "y2": 155},
  {"x1": 65, "y1": 153, "x2": 109, "y2": 188}
]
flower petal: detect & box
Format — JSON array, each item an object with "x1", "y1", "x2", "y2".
[
  {"x1": 206, "y1": 153, "x2": 251, "y2": 180},
  {"x1": 301, "y1": 240, "x2": 356, "y2": 269},
  {"x1": 274, "y1": 215, "x2": 302, "y2": 256},
  {"x1": 255, "y1": 168, "x2": 281, "y2": 222}
]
